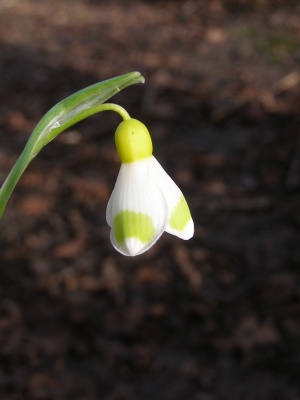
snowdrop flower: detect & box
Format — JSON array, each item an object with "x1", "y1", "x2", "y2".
[{"x1": 106, "y1": 118, "x2": 194, "y2": 256}]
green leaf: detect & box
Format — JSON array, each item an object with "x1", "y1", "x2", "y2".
[{"x1": 0, "y1": 71, "x2": 145, "y2": 218}]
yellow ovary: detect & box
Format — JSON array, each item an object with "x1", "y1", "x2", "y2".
[{"x1": 115, "y1": 119, "x2": 153, "y2": 163}]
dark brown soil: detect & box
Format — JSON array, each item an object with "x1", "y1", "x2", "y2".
[{"x1": 0, "y1": 1, "x2": 300, "y2": 399}]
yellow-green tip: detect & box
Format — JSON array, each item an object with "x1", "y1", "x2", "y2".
[{"x1": 115, "y1": 118, "x2": 153, "y2": 163}]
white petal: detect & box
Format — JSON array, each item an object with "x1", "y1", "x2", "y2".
[
  {"x1": 106, "y1": 159, "x2": 168, "y2": 256},
  {"x1": 149, "y1": 157, "x2": 194, "y2": 240}
]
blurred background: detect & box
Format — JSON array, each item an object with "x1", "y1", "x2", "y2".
[{"x1": 0, "y1": 0, "x2": 300, "y2": 399}]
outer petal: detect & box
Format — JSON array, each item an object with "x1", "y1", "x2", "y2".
[
  {"x1": 149, "y1": 157, "x2": 194, "y2": 240},
  {"x1": 106, "y1": 158, "x2": 168, "y2": 256}
]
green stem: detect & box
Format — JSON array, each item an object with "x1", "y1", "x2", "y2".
[
  {"x1": 97, "y1": 103, "x2": 130, "y2": 121},
  {"x1": 0, "y1": 72, "x2": 143, "y2": 218}
]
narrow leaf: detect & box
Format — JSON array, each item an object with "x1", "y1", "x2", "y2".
[{"x1": 0, "y1": 71, "x2": 144, "y2": 218}]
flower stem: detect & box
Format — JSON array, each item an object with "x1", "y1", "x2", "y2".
[
  {"x1": 98, "y1": 103, "x2": 130, "y2": 120},
  {"x1": 0, "y1": 72, "x2": 143, "y2": 218}
]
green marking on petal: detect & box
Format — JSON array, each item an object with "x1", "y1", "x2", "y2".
[
  {"x1": 113, "y1": 211, "x2": 156, "y2": 244},
  {"x1": 169, "y1": 195, "x2": 191, "y2": 231}
]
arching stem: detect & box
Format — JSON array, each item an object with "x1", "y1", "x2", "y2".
[{"x1": 0, "y1": 71, "x2": 143, "y2": 218}]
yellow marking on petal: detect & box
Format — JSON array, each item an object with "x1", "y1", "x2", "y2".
[
  {"x1": 169, "y1": 195, "x2": 192, "y2": 231},
  {"x1": 115, "y1": 119, "x2": 153, "y2": 163},
  {"x1": 113, "y1": 211, "x2": 155, "y2": 244}
]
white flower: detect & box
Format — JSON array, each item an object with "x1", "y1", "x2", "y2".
[{"x1": 106, "y1": 118, "x2": 194, "y2": 256}]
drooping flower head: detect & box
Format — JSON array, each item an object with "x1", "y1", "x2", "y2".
[
  {"x1": 0, "y1": 71, "x2": 192, "y2": 256},
  {"x1": 106, "y1": 118, "x2": 194, "y2": 256}
]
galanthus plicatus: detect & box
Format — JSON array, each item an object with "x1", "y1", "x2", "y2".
[
  {"x1": 106, "y1": 118, "x2": 194, "y2": 256},
  {"x1": 0, "y1": 72, "x2": 193, "y2": 257}
]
